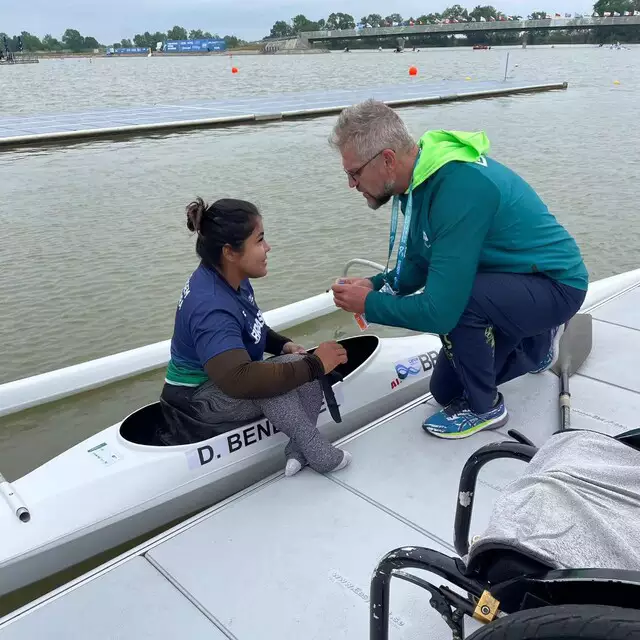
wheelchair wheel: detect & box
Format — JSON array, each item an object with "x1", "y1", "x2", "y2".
[{"x1": 466, "y1": 604, "x2": 640, "y2": 639}]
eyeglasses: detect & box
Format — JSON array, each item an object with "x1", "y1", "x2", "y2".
[{"x1": 344, "y1": 149, "x2": 386, "y2": 181}]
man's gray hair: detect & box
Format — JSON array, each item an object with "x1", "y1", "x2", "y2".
[{"x1": 329, "y1": 99, "x2": 415, "y2": 161}]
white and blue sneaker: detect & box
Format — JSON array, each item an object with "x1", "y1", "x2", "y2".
[
  {"x1": 530, "y1": 324, "x2": 565, "y2": 374},
  {"x1": 423, "y1": 394, "x2": 509, "y2": 439}
]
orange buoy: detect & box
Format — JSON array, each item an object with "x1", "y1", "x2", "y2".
[
  {"x1": 231, "y1": 66, "x2": 239, "y2": 74},
  {"x1": 409, "y1": 66, "x2": 418, "y2": 76}
]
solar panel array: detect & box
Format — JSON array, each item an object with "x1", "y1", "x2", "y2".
[{"x1": 0, "y1": 80, "x2": 563, "y2": 147}]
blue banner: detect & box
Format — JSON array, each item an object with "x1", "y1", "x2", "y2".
[
  {"x1": 108, "y1": 47, "x2": 149, "y2": 55},
  {"x1": 165, "y1": 39, "x2": 226, "y2": 52}
]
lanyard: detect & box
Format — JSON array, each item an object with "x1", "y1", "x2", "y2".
[{"x1": 383, "y1": 151, "x2": 421, "y2": 293}]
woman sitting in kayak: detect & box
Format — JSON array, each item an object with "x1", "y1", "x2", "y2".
[{"x1": 160, "y1": 197, "x2": 352, "y2": 476}]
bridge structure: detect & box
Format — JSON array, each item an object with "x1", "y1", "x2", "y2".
[{"x1": 302, "y1": 15, "x2": 640, "y2": 41}]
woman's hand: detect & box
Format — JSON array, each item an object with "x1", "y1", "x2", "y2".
[
  {"x1": 282, "y1": 342, "x2": 307, "y2": 355},
  {"x1": 314, "y1": 341, "x2": 348, "y2": 373}
]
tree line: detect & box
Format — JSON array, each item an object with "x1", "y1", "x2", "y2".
[
  {"x1": 266, "y1": 3, "x2": 640, "y2": 42},
  {"x1": 0, "y1": 26, "x2": 247, "y2": 54},
  {"x1": 0, "y1": 29, "x2": 100, "y2": 53}
]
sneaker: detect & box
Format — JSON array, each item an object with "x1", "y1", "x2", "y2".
[
  {"x1": 530, "y1": 325, "x2": 565, "y2": 374},
  {"x1": 423, "y1": 394, "x2": 509, "y2": 439}
]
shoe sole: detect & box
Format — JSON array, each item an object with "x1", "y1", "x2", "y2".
[
  {"x1": 531, "y1": 325, "x2": 565, "y2": 374},
  {"x1": 424, "y1": 412, "x2": 509, "y2": 440}
]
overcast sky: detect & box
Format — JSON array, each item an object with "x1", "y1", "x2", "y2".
[{"x1": 3, "y1": 0, "x2": 594, "y2": 43}]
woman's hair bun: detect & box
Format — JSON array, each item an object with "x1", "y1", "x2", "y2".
[{"x1": 186, "y1": 197, "x2": 206, "y2": 233}]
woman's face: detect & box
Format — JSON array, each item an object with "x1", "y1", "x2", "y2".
[{"x1": 235, "y1": 216, "x2": 271, "y2": 279}]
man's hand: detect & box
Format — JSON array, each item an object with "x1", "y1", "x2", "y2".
[
  {"x1": 282, "y1": 342, "x2": 307, "y2": 355},
  {"x1": 331, "y1": 283, "x2": 371, "y2": 314},
  {"x1": 335, "y1": 277, "x2": 374, "y2": 290}
]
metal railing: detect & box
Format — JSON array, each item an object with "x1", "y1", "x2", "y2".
[
  {"x1": 303, "y1": 15, "x2": 640, "y2": 39},
  {"x1": 342, "y1": 259, "x2": 385, "y2": 276}
]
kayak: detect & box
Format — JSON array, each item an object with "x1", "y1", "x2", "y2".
[{"x1": 0, "y1": 332, "x2": 442, "y2": 597}]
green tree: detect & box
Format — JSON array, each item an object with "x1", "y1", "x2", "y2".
[
  {"x1": 132, "y1": 31, "x2": 155, "y2": 48},
  {"x1": 317, "y1": 18, "x2": 326, "y2": 29},
  {"x1": 442, "y1": 4, "x2": 469, "y2": 20},
  {"x1": 326, "y1": 12, "x2": 355, "y2": 29},
  {"x1": 167, "y1": 25, "x2": 188, "y2": 40},
  {"x1": 62, "y1": 28, "x2": 85, "y2": 52},
  {"x1": 291, "y1": 14, "x2": 319, "y2": 33},
  {"x1": 189, "y1": 29, "x2": 204, "y2": 39},
  {"x1": 224, "y1": 35, "x2": 246, "y2": 48},
  {"x1": 152, "y1": 32, "x2": 166, "y2": 47},
  {"x1": 19, "y1": 31, "x2": 43, "y2": 51},
  {"x1": 384, "y1": 13, "x2": 404, "y2": 25},
  {"x1": 83, "y1": 36, "x2": 100, "y2": 49},
  {"x1": 529, "y1": 10, "x2": 549, "y2": 18},
  {"x1": 120, "y1": 38, "x2": 133, "y2": 47},
  {"x1": 269, "y1": 20, "x2": 295, "y2": 37},
  {"x1": 592, "y1": 0, "x2": 636, "y2": 13},
  {"x1": 418, "y1": 13, "x2": 443, "y2": 23},
  {"x1": 360, "y1": 13, "x2": 384, "y2": 27},
  {"x1": 469, "y1": 5, "x2": 499, "y2": 20},
  {"x1": 42, "y1": 34, "x2": 62, "y2": 51}
]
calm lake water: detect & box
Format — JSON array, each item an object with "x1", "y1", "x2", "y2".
[{"x1": 0, "y1": 43, "x2": 638, "y2": 613}]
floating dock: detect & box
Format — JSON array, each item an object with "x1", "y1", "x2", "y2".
[
  {"x1": 0, "y1": 80, "x2": 567, "y2": 149},
  {"x1": 0, "y1": 54, "x2": 39, "y2": 66},
  {"x1": 0, "y1": 273, "x2": 638, "y2": 640}
]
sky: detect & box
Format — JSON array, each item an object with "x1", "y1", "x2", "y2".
[{"x1": 3, "y1": 0, "x2": 595, "y2": 43}]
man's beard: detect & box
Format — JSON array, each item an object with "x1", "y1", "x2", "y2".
[{"x1": 367, "y1": 181, "x2": 396, "y2": 210}]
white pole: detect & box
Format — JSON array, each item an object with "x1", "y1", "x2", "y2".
[
  {"x1": 0, "y1": 473, "x2": 31, "y2": 522},
  {"x1": 504, "y1": 52, "x2": 510, "y2": 81}
]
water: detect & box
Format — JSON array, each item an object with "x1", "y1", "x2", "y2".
[{"x1": 0, "y1": 44, "x2": 638, "y2": 612}]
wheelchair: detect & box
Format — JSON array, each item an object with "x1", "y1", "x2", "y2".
[{"x1": 370, "y1": 427, "x2": 640, "y2": 639}]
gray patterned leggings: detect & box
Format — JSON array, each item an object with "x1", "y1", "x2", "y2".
[{"x1": 161, "y1": 354, "x2": 344, "y2": 473}]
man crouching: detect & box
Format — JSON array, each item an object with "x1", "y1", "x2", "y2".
[{"x1": 330, "y1": 99, "x2": 588, "y2": 439}]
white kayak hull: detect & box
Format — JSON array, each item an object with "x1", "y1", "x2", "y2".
[{"x1": 0, "y1": 333, "x2": 442, "y2": 597}]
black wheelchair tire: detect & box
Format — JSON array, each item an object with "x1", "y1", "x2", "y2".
[{"x1": 466, "y1": 604, "x2": 640, "y2": 639}]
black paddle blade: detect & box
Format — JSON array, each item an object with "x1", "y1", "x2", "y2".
[{"x1": 551, "y1": 312, "x2": 593, "y2": 377}]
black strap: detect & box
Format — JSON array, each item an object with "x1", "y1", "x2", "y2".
[{"x1": 321, "y1": 371, "x2": 343, "y2": 423}]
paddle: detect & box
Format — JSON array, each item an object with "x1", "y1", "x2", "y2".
[{"x1": 551, "y1": 313, "x2": 593, "y2": 431}]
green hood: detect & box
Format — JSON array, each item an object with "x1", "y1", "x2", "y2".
[{"x1": 411, "y1": 130, "x2": 491, "y2": 190}]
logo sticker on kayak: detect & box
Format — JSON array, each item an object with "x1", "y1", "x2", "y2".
[
  {"x1": 391, "y1": 351, "x2": 438, "y2": 390},
  {"x1": 87, "y1": 442, "x2": 122, "y2": 466},
  {"x1": 186, "y1": 419, "x2": 282, "y2": 470}
]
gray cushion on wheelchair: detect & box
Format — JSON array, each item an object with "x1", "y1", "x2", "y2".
[{"x1": 467, "y1": 430, "x2": 640, "y2": 572}]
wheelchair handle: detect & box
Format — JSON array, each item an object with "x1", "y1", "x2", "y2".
[{"x1": 454, "y1": 441, "x2": 538, "y2": 558}]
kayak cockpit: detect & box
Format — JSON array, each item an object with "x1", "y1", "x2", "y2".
[{"x1": 119, "y1": 335, "x2": 380, "y2": 448}]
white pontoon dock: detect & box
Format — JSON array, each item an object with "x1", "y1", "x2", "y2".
[{"x1": 1, "y1": 270, "x2": 639, "y2": 639}]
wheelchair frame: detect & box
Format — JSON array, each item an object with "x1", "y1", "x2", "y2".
[{"x1": 369, "y1": 429, "x2": 640, "y2": 640}]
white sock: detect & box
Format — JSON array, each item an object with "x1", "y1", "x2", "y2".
[
  {"x1": 285, "y1": 458, "x2": 303, "y2": 477},
  {"x1": 331, "y1": 450, "x2": 352, "y2": 473}
]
